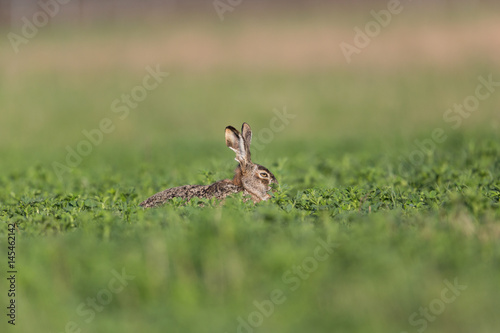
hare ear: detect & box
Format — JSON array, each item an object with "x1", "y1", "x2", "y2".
[
  {"x1": 225, "y1": 126, "x2": 248, "y2": 166},
  {"x1": 225, "y1": 126, "x2": 240, "y2": 152},
  {"x1": 241, "y1": 123, "x2": 252, "y2": 146},
  {"x1": 241, "y1": 123, "x2": 252, "y2": 162}
]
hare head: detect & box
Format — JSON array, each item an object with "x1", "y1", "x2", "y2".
[{"x1": 225, "y1": 123, "x2": 278, "y2": 203}]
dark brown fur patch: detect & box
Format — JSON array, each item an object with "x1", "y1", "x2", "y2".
[{"x1": 139, "y1": 180, "x2": 242, "y2": 208}]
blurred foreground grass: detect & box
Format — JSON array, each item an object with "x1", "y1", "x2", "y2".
[{"x1": 1, "y1": 12, "x2": 500, "y2": 333}]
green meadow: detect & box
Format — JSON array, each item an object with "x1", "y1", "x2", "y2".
[{"x1": 1, "y1": 8, "x2": 500, "y2": 333}]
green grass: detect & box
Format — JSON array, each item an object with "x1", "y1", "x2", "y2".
[
  {"x1": 1, "y1": 19, "x2": 500, "y2": 333},
  {"x1": 1, "y1": 137, "x2": 499, "y2": 333}
]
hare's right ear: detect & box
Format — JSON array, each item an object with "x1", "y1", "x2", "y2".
[{"x1": 225, "y1": 125, "x2": 248, "y2": 166}]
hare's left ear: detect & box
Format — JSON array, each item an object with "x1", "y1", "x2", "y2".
[
  {"x1": 225, "y1": 125, "x2": 249, "y2": 166},
  {"x1": 241, "y1": 123, "x2": 252, "y2": 146},
  {"x1": 241, "y1": 123, "x2": 252, "y2": 162}
]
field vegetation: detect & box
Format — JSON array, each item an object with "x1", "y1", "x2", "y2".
[{"x1": 1, "y1": 6, "x2": 499, "y2": 333}]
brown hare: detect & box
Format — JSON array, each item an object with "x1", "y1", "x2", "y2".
[{"x1": 139, "y1": 123, "x2": 278, "y2": 208}]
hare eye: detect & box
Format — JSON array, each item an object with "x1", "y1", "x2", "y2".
[{"x1": 259, "y1": 172, "x2": 268, "y2": 178}]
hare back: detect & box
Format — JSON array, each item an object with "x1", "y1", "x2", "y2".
[{"x1": 139, "y1": 179, "x2": 242, "y2": 208}]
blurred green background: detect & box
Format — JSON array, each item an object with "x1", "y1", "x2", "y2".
[{"x1": 1, "y1": 1, "x2": 500, "y2": 333}]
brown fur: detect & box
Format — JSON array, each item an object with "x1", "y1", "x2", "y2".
[{"x1": 140, "y1": 123, "x2": 277, "y2": 208}]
